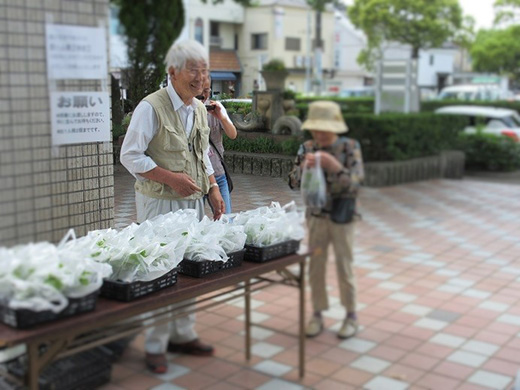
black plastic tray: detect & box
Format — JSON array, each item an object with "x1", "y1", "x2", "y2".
[
  {"x1": 179, "y1": 249, "x2": 245, "y2": 278},
  {"x1": 100, "y1": 267, "x2": 178, "y2": 302},
  {"x1": 244, "y1": 240, "x2": 300, "y2": 263},
  {"x1": 0, "y1": 291, "x2": 98, "y2": 329}
]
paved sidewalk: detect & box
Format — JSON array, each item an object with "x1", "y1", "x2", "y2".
[{"x1": 104, "y1": 168, "x2": 520, "y2": 390}]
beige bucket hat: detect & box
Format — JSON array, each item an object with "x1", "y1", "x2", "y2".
[{"x1": 301, "y1": 101, "x2": 348, "y2": 133}]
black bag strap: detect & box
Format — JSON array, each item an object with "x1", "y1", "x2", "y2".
[{"x1": 208, "y1": 137, "x2": 224, "y2": 162}]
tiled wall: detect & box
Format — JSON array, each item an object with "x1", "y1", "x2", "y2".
[{"x1": 0, "y1": 0, "x2": 114, "y2": 246}]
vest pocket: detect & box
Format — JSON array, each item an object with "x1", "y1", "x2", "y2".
[{"x1": 164, "y1": 125, "x2": 187, "y2": 171}]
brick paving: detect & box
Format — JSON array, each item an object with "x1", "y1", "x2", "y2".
[{"x1": 103, "y1": 166, "x2": 520, "y2": 390}]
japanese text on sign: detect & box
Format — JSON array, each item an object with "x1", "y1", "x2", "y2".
[
  {"x1": 46, "y1": 24, "x2": 107, "y2": 80},
  {"x1": 50, "y1": 92, "x2": 110, "y2": 145}
]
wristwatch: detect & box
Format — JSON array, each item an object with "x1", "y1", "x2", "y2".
[{"x1": 209, "y1": 183, "x2": 219, "y2": 189}]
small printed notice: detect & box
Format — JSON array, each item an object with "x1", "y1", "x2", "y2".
[
  {"x1": 50, "y1": 91, "x2": 110, "y2": 145},
  {"x1": 46, "y1": 24, "x2": 107, "y2": 80}
]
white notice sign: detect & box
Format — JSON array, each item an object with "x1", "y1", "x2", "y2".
[
  {"x1": 46, "y1": 24, "x2": 107, "y2": 80},
  {"x1": 50, "y1": 91, "x2": 111, "y2": 146}
]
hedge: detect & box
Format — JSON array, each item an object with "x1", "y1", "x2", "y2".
[
  {"x1": 455, "y1": 132, "x2": 520, "y2": 171},
  {"x1": 344, "y1": 113, "x2": 467, "y2": 162},
  {"x1": 421, "y1": 100, "x2": 520, "y2": 113}
]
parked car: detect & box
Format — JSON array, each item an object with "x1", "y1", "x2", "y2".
[
  {"x1": 435, "y1": 105, "x2": 520, "y2": 141},
  {"x1": 436, "y1": 85, "x2": 513, "y2": 101}
]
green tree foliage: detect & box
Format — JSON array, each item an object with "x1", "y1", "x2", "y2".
[
  {"x1": 347, "y1": 0, "x2": 463, "y2": 70},
  {"x1": 470, "y1": 25, "x2": 520, "y2": 86},
  {"x1": 113, "y1": 0, "x2": 184, "y2": 109},
  {"x1": 452, "y1": 15, "x2": 476, "y2": 50},
  {"x1": 113, "y1": 0, "x2": 253, "y2": 108},
  {"x1": 494, "y1": 0, "x2": 520, "y2": 25}
]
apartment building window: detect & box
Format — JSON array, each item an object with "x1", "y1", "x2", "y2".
[
  {"x1": 285, "y1": 37, "x2": 300, "y2": 51},
  {"x1": 195, "y1": 18, "x2": 203, "y2": 44},
  {"x1": 234, "y1": 33, "x2": 238, "y2": 50},
  {"x1": 430, "y1": 55, "x2": 434, "y2": 66},
  {"x1": 251, "y1": 33, "x2": 267, "y2": 50}
]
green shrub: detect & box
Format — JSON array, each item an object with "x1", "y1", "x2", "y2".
[
  {"x1": 345, "y1": 113, "x2": 467, "y2": 162},
  {"x1": 112, "y1": 124, "x2": 126, "y2": 140},
  {"x1": 112, "y1": 113, "x2": 132, "y2": 140},
  {"x1": 222, "y1": 101, "x2": 252, "y2": 116},
  {"x1": 421, "y1": 100, "x2": 520, "y2": 113},
  {"x1": 283, "y1": 89, "x2": 297, "y2": 100},
  {"x1": 456, "y1": 132, "x2": 520, "y2": 171},
  {"x1": 295, "y1": 97, "x2": 374, "y2": 119},
  {"x1": 262, "y1": 59, "x2": 286, "y2": 71},
  {"x1": 223, "y1": 136, "x2": 300, "y2": 156}
]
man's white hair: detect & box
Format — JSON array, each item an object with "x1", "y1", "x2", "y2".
[{"x1": 164, "y1": 39, "x2": 209, "y2": 73}]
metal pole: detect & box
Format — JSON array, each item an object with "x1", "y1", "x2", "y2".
[
  {"x1": 305, "y1": 9, "x2": 311, "y2": 94},
  {"x1": 299, "y1": 260, "x2": 306, "y2": 378},
  {"x1": 245, "y1": 279, "x2": 251, "y2": 361}
]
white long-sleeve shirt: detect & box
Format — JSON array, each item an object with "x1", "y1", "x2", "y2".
[{"x1": 120, "y1": 82, "x2": 214, "y2": 181}]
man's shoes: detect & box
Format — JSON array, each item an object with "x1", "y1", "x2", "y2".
[
  {"x1": 167, "y1": 339, "x2": 214, "y2": 356},
  {"x1": 145, "y1": 353, "x2": 168, "y2": 374},
  {"x1": 305, "y1": 316, "x2": 324, "y2": 337},
  {"x1": 337, "y1": 317, "x2": 358, "y2": 339}
]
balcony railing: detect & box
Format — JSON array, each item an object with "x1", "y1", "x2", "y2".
[{"x1": 210, "y1": 36, "x2": 222, "y2": 47}]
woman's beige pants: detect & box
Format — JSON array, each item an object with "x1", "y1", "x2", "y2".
[{"x1": 307, "y1": 216, "x2": 356, "y2": 314}]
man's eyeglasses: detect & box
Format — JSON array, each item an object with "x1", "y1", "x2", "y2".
[
  {"x1": 195, "y1": 95, "x2": 205, "y2": 102},
  {"x1": 185, "y1": 68, "x2": 209, "y2": 77}
]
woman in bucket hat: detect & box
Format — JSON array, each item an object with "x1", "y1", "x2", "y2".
[{"x1": 289, "y1": 101, "x2": 364, "y2": 339}]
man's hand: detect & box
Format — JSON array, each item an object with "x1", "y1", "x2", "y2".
[
  {"x1": 305, "y1": 152, "x2": 342, "y2": 173},
  {"x1": 165, "y1": 172, "x2": 202, "y2": 197},
  {"x1": 208, "y1": 185, "x2": 225, "y2": 220}
]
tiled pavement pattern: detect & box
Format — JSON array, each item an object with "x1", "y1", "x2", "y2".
[{"x1": 105, "y1": 167, "x2": 520, "y2": 390}]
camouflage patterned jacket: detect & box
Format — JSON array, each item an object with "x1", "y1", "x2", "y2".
[{"x1": 288, "y1": 136, "x2": 364, "y2": 218}]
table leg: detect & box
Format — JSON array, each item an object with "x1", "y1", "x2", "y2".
[
  {"x1": 299, "y1": 260, "x2": 306, "y2": 378},
  {"x1": 245, "y1": 278, "x2": 251, "y2": 361},
  {"x1": 27, "y1": 343, "x2": 39, "y2": 390}
]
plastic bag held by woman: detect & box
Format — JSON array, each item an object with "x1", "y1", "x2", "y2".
[{"x1": 300, "y1": 151, "x2": 327, "y2": 208}]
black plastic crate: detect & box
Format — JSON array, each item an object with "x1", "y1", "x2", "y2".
[
  {"x1": 102, "y1": 336, "x2": 134, "y2": 361},
  {"x1": 0, "y1": 375, "x2": 25, "y2": 390},
  {"x1": 0, "y1": 291, "x2": 98, "y2": 329},
  {"x1": 100, "y1": 267, "x2": 178, "y2": 301},
  {"x1": 244, "y1": 240, "x2": 300, "y2": 263},
  {"x1": 7, "y1": 347, "x2": 111, "y2": 390},
  {"x1": 179, "y1": 249, "x2": 245, "y2": 277}
]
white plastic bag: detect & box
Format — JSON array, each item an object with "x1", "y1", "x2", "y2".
[
  {"x1": 74, "y1": 210, "x2": 197, "y2": 283},
  {"x1": 183, "y1": 215, "x2": 246, "y2": 262},
  {"x1": 233, "y1": 202, "x2": 305, "y2": 247},
  {"x1": 300, "y1": 152, "x2": 327, "y2": 208},
  {"x1": 0, "y1": 235, "x2": 112, "y2": 313}
]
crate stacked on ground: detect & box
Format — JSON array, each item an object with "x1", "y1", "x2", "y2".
[
  {"x1": 6, "y1": 347, "x2": 112, "y2": 390},
  {"x1": 179, "y1": 215, "x2": 247, "y2": 277},
  {"x1": 233, "y1": 202, "x2": 305, "y2": 262}
]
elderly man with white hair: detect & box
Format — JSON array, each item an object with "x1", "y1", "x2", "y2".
[{"x1": 121, "y1": 39, "x2": 224, "y2": 374}]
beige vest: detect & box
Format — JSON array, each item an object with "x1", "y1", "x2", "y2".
[{"x1": 135, "y1": 88, "x2": 210, "y2": 200}]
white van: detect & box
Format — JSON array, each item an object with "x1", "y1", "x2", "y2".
[
  {"x1": 437, "y1": 85, "x2": 512, "y2": 101},
  {"x1": 435, "y1": 105, "x2": 520, "y2": 142}
]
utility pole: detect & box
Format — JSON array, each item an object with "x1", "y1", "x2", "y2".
[
  {"x1": 314, "y1": 8, "x2": 323, "y2": 95},
  {"x1": 311, "y1": 0, "x2": 325, "y2": 96},
  {"x1": 305, "y1": 9, "x2": 311, "y2": 94}
]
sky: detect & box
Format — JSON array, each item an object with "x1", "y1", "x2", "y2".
[
  {"x1": 458, "y1": 0, "x2": 495, "y2": 29},
  {"x1": 340, "y1": 0, "x2": 497, "y2": 30}
]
